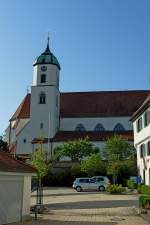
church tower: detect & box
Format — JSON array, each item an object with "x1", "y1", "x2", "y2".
[{"x1": 30, "y1": 38, "x2": 61, "y2": 142}]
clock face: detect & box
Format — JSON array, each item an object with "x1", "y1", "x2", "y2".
[{"x1": 41, "y1": 66, "x2": 47, "y2": 72}]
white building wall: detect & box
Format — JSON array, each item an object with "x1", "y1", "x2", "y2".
[
  {"x1": 60, "y1": 117, "x2": 132, "y2": 131},
  {"x1": 33, "y1": 64, "x2": 59, "y2": 87},
  {"x1": 0, "y1": 174, "x2": 23, "y2": 224},
  {"x1": 31, "y1": 85, "x2": 59, "y2": 138},
  {"x1": 133, "y1": 109, "x2": 150, "y2": 185},
  {"x1": 22, "y1": 176, "x2": 31, "y2": 218}
]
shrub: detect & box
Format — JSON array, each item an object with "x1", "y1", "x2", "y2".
[
  {"x1": 137, "y1": 184, "x2": 144, "y2": 194},
  {"x1": 106, "y1": 184, "x2": 126, "y2": 194},
  {"x1": 70, "y1": 164, "x2": 85, "y2": 179},
  {"x1": 127, "y1": 179, "x2": 137, "y2": 190},
  {"x1": 139, "y1": 195, "x2": 150, "y2": 209},
  {"x1": 140, "y1": 184, "x2": 150, "y2": 195}
]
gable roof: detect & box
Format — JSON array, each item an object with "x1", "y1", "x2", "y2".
[
  {"x1": 0, "y1": 150, "x2": 37, "y2": 174},
  {"x1": 10, "y1": 90, "x2": 150, "y2": 120},
  {"x1": 131, "y1": 94, "x2": 150, "y2": 121},
  {"x1": 10, "y1": 94, "x2": 30, "y2": 121}
]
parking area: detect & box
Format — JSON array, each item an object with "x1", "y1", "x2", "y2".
[{"x1": 12, "y1": 187, "x2": 150, "y2": 225}]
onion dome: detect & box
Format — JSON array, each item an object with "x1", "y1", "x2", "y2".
[{"x1": 33, "y1": 38, "x2": 61, "y2": 70}]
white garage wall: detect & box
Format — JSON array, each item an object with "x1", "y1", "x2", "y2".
[{"x1": 0, "y1": 174, "x2": 23, "y2": 224}]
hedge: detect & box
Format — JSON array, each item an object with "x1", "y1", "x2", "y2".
[
  {"x1": 106, "y1": 184, "x2": 126, "y2": 194},
  {"x1": 138, "y1": 185, "x2": 150, "y2": 195},
  {"x1": 139, "y1": 195, "x2": 150, "y2": 209}
]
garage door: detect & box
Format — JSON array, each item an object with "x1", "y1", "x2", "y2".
[{"x1": 0, "y1": 175, "x2": 23, "y2": 225}]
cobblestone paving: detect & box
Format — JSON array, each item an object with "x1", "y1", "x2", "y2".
[{"x1": 11, "y1": 188, "x2": 150, "y2": 225}]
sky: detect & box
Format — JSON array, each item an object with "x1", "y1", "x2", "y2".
[{"x1": 1, "y1": 0, "x2": 150, "y2": 133}]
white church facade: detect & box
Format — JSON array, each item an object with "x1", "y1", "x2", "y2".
[{"x1": 5, "y1": 39, "x2": 150, "y2": 159}]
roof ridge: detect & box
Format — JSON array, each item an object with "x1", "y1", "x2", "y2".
[{"x1": 61, "y1": 90, "x2": 150, "y2": 94}]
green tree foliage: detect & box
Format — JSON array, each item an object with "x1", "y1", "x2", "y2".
[
  {"x1": 31, "y1": 148, "x2": 50, "y2": 180},
  {"x1": 0, "y1": 138, "x2": 8, "y2": 152},
  {"x1": 54, "y1": 138, "x2": 99, "y2": 161},
  {"x1": 103, "y1": 135, "x2": 136, "y2": 184},
  {"x1": 70, "y1": 164, "x2": 86, "y2": 178},
  {"x1": 81, "y1": 153, "x2": 106, "y2": 176}
]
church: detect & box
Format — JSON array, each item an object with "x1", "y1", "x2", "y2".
[{"x1": 5, "y1": 39, "x2": 150, "y2": 159}]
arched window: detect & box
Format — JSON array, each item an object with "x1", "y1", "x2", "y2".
[
  {"x1": 94, "y1": 123, "x2": 105, "y2": 131},
  {"x1": 39, "y1": 92, "x2": 46, "y2": 104},
  {"x1": 75, "y1": 124, "x2": 86, "y2": 131},
  {"x1": 114, "y1": 123, "x2": 125, "y2": 131}
]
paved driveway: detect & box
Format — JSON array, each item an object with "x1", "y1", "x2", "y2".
[{"x1": 12, "y1": 187, "x2": 150, "y2": 225}]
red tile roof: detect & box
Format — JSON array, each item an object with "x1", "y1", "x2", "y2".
[
  {"x1": 131, "y1": 94, "x2": 150, "y2": 121},
  {"x1": 0, "y1": 150, "x2": 37, "y2": 174},
  {"x1": 10, "y1": 94, "x2": 30, "y2": 121},
  {"x1": 60, "y1": 91, "x2": 150, "y2": 117},
  {"x1": 10, "y1": 90, "x2": 150, "y2": 120},
  {"x1": 32, "y1": 130, "x2": 133, "y2": 143}
]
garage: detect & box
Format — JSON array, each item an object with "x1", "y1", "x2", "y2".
[{"x1": 0, "y1": 151, "x2": 36, "y2": 225}]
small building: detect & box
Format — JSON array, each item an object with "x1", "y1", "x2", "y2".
[
  {"x1": 131, "y1": 95, "x2": 150, "y2": 185},
  {"x1": 0, "y1": 150, "x2": 36, "y2": 224}
]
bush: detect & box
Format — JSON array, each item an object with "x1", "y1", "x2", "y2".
[
  {"x1": 139, "y1": 195, "x2": 150, "y2": 209},
  {"x1": 127, "y1": 179, "x2": 137, "y2": 190},
  {"x1": 140, "y1": 185, "x2": 150, "y2": 195},
  {"x1": 43, "y1": 170, "x2": 72, "y2": 186},
  {"x1": 137, "y1": 184, "x2": 144, "y2": 194},
  {"x1": 106, "y1": 184, "x2": 126, "y2": 194},
  {"x1": 70, "y1": 164, "x2": 86, "y2": 179}
]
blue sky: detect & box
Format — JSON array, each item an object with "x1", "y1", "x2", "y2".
[{"x1": 1, "y1": 0, "x2": 150, "y2": 133}]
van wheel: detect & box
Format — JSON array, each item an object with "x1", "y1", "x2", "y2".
[
  {"x1": 76, "y1": 186, "x2": 82, "y2": 192},
  {"x1": 99, "y1": 186, "x2": 105, "y2": 191}
]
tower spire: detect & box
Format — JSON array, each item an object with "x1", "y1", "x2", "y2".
[{"x1": 46, "y1": 32, "x2": 50, "y2": 52}]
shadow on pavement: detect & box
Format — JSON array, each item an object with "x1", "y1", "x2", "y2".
[
  {"x1": 32, "y1": 191, "x2": 111, "y2": 197},
  {"x1": 46, "y1": 199, "x2": 138, "y2": 210},
  {"x1": 33, "y1": 219, "x2": 117, "y2": 225}
]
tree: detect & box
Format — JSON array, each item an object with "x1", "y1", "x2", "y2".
[
  {"x1": 0, "y1": 138, "x2": 8, "y2": 152},
  {"x1": 103, "y1": 135, "x2": 136, "y2": 184},
  {"x1": 54, "y1": 137, "x2": 99, "y2": 162},
  {"x1": 32, "y1": 148, "x2": 50, "y2": 181},
  {"x1": 81, "y1": 153, "x2": 106, "y2": 176},
  {"x1": 31, "y1": 146, "x2": 51, "y2": 206}
]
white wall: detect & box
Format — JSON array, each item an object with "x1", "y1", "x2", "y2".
[
  {"x1": 0, "y1": 174, "x2": 23, "y2": 224},
  {"x1": 22, "y1": 176, "x2": 31, "y2": 218},
  {"x1": 133, "y1": 112, "x2": 150, "y2": 146},
  {"x1": 0, "y1": 173, "x2": 32, "y2": 225},
  {"x1": 60, "y1": 117, "x2": 132, "y2": 131},
  {"x1": 33, "y1": 64, "x2": 59, "y2": 87},
  {"x1": 133, "y1": 109, "x2": 150, "y2": 185}
]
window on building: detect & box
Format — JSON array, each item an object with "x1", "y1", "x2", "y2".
[
  {"x1": 114, "y1": 123, "x2": 125, "y2": 131},
  {"x1": 75, "y1": 124, "x2": 86, "y2": 131},
  {"x1": 144, "y1": 110, "x2": 150, "y2": 127},
  {"x1": 40, "y1": 74, "x2": 46, "y2": 83},
  {"x1": 23, "y1": 139, "x2": 26, "y2": 143},
  {"x1": 94, "y1": 123, "x2": 105, "y2": 131},
  {"x1": 56, "y1": 95, "x2": 58, "y2": 107},
  {"x1": 147, "y1": 141, "x2": 150, "y2": 156},
  {"x1": 39, "y1": 92, "x2": 46, "y2": 104},
  {"x1": 40, "y1": 123, "x2": 44, "y2": 129},
  {"x1": 140, "y1": 144, "x2": 145, "y2": 158},
  {"x1": 137, "y1": 117, "x2": 143, "y2": 132},
  {"x1": 57, "y1": 76, "x2": 59, "y2": 89}
]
